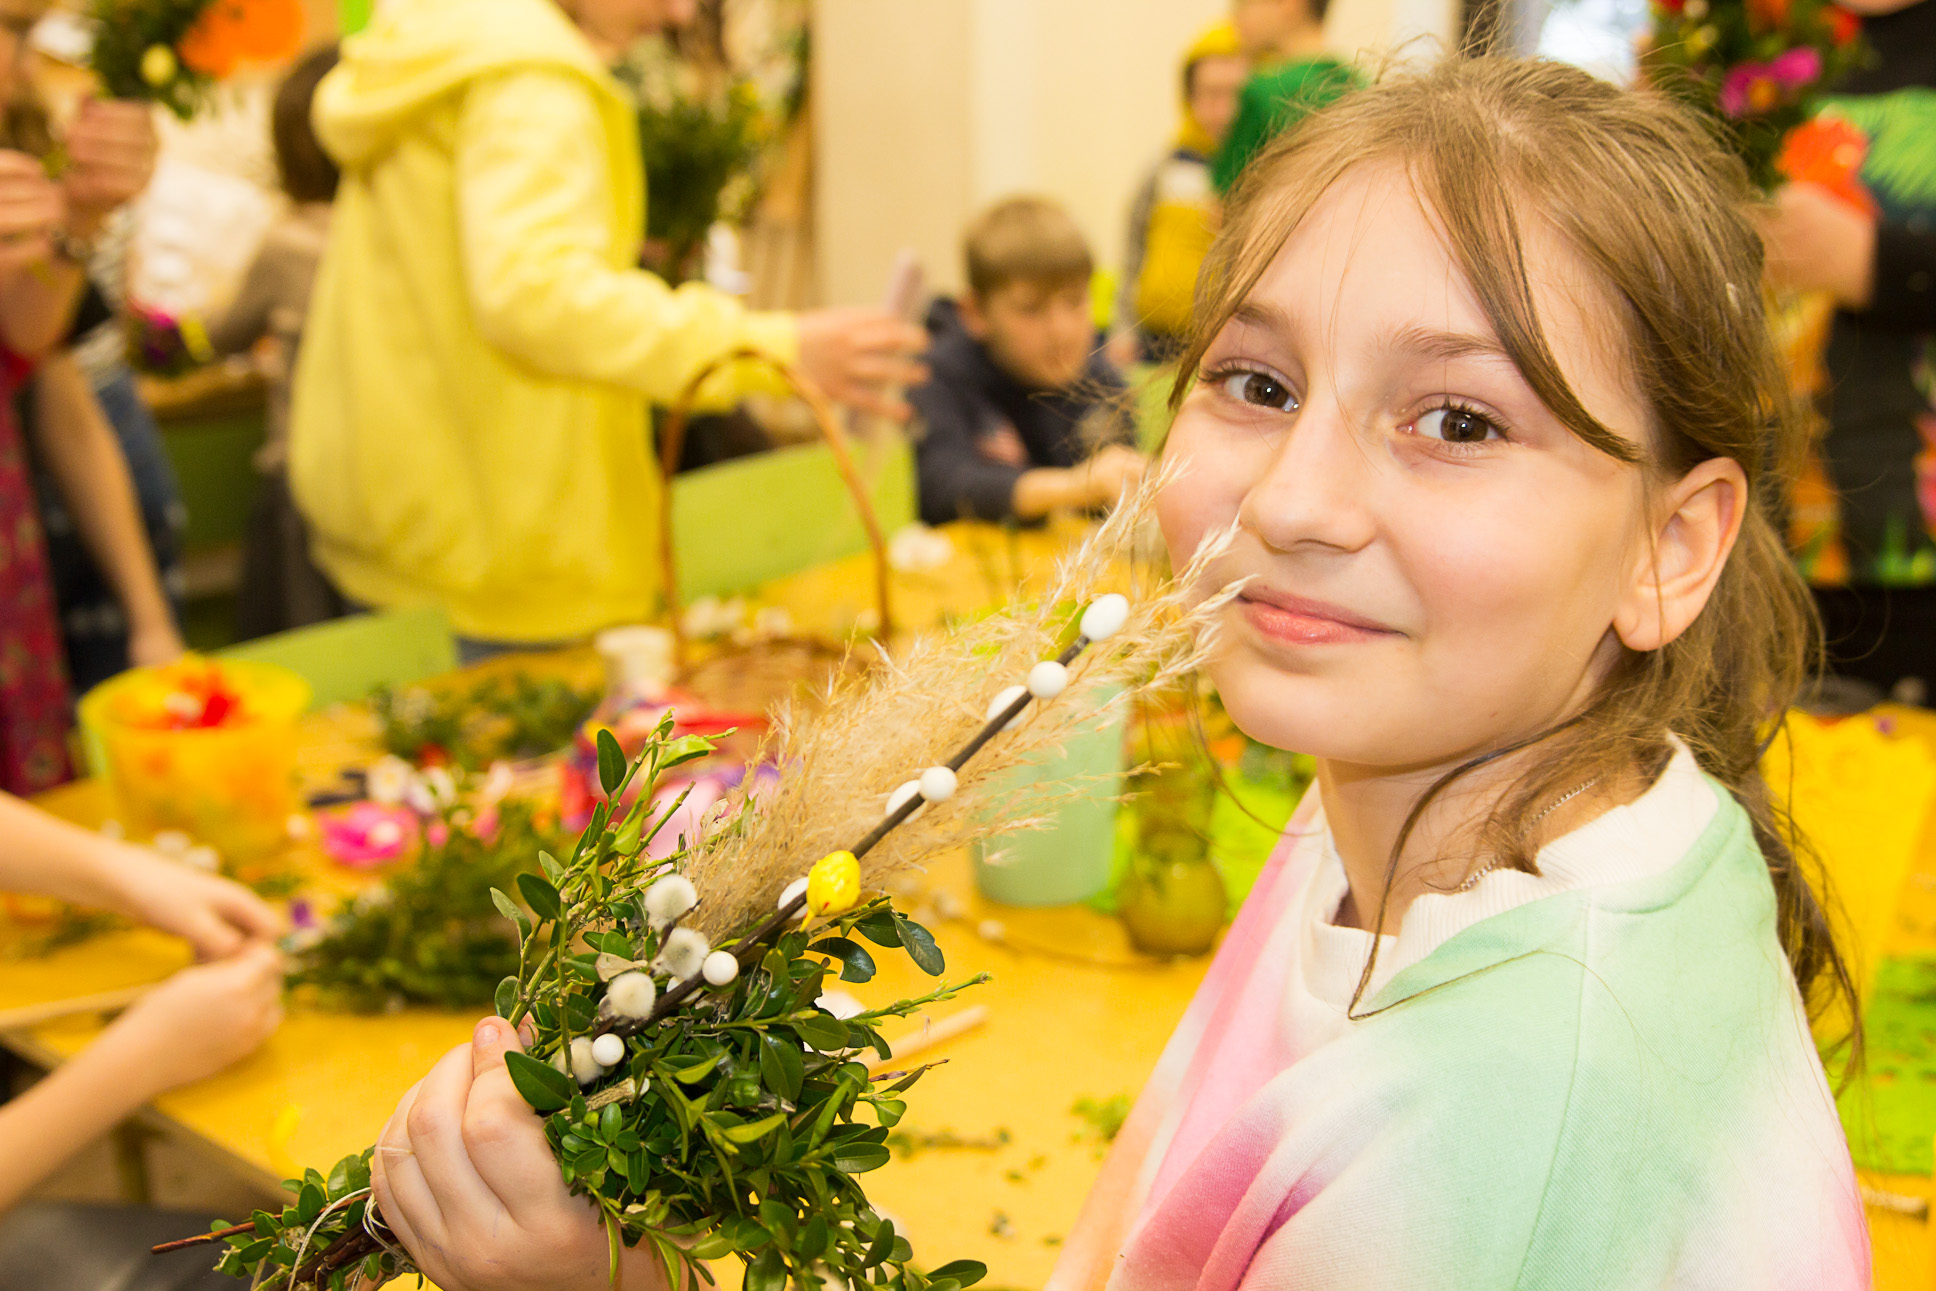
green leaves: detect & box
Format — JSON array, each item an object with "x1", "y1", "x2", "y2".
[
  {"x1": 930, "y1": 1259, "x2": 990, "y2": 1288},
  {"x1": 597, "y1": 728, "x2": 627, "y2": 797},
  {"x1": 894, "y1": 913, "x2": 945, "y2": 975},
  {"x1": 790, "y1": 1010, "x2": 850, "y2": 1053},
  {"x1": 757, "y1": 1031, "x2": 806, "y2": 1101},
  {"x1": 505, "y1": 1050, "x2": 576, "y2": 1113},
  {"x1": 517, "y1": 873, "x2": 563, "y2": 923},
  {"x1": 851, "y1": 907, "x2": 945, "y2": 975},
  {"x1": 809, "y1": 936, "x2": 877, "y2": 984}
]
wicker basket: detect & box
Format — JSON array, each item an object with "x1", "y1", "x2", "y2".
[{"x1": 657, "y1": 347, "x2": 893, "y2": 717}]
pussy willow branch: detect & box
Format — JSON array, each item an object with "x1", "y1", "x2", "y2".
[{"x1": 603, "y1": 636, "x2": 1090, "y2": 1040}]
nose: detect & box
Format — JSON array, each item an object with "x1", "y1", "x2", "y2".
[{"x1": 1237, "y1": 395, "x2": 1378, "y2": 556}]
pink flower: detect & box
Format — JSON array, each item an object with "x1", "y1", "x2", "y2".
[
  {"x1": 317, "y1": 802, "x2": 419, "y2": 867},
  {"x1": 1768, "y1": 46, "x2": 1822, "y2": 88}
]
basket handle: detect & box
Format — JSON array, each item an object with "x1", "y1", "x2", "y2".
[{"x1": 658, "y1": 347, "x2": 894, "y2": 665}]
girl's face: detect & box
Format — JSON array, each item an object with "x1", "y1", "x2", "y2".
[{"x1": 1159, "y1": 164, "x2": 1660, "y2": 775}]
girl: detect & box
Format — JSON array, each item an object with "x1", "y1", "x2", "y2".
[{"x1": 364, "y1": 59, "x2": 1869, "y2": 1289}]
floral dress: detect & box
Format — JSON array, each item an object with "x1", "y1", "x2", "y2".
[{"x1": 0, "y1": 347, "x2": 73, "y2": 794}]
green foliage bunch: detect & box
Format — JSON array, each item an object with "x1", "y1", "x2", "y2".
[
  {"x1": 285, "y1": 798, "x2": 559, "y2": 1013},
  {"x1": 619, "y1": 58, "x2": 766, "y2": 284},
  {"x1": 373, "y1": 674, "x2": 600, "y2": 770},
  {"x1": 87, "y1": 0, "x2": 217, "y2": 120},
  {"x1": 212, "y1": 717, "x2": 988, "y2": 1291}
]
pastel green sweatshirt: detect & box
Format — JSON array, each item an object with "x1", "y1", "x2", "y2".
[{"x1": 291, "y1": 0, "x2": 796, "y2": 642}]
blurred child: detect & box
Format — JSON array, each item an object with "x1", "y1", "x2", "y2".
[
  {"x1": 912, "y1": 197, "x2": 1144, "y2": 526},
  {"x1": 206, "y1": 45, "x2": 346, "y2": 641},
  {"x1": 1214, "y1": 0, "x2": 1359, "y2": 193},
  {"x1": 1110, "y1": 23, "x2": 1247, "y2": 366},
  {"x1": 0, "y1": 792, "x2": 283, "y2": 1218}
]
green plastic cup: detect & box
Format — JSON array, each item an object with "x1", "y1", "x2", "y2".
[{"x1": 971, "y1": 694, "x2": 1127, "y2": 907}]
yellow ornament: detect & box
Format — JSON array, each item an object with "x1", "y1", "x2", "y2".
[
  {"x1": 806, "y1": 850, "x2": 860, "y2": 917},
  {"x1": 140, "y1": 44, "x2": 177, "y2": 89}
]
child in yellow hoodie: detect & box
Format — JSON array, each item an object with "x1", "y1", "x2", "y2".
[{"x1": 293, "y1": 0, "x2": 923, "y2": 655}]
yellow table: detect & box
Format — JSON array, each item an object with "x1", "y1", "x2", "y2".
[
  {"x1": 15, "y1": 516, "x2": 1934, "y2": 1289},
  {"x1": 7, "y1": 517, "x2": 1196, "y2": 1289}
]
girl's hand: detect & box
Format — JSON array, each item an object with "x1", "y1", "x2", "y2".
[
  {"x1": 90, "y1": 942, "x2": 284, "y2": 1100},
  {"x1": 105, "y1": 844, "x2": 285, "y2": 959},
  {"x1": 0, "y1": 150, "x2": 63, "y2": 274},
  {"x1": 126, "y1": 615, "x2": 186, "y2": 669},
  {"x1": 371, "y1": 1017, "x2": 670, "y2": 1291},
  {"x1": 60, "y1": 98, "x2": 158, "y2": 237}
]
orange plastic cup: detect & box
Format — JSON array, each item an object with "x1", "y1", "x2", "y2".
[{"x1": 79, "y1": 660, "x2": 310, "y2": 862}]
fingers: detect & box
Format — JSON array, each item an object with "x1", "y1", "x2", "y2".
[
  {"x1": 372, "y1": 1079, "x2": 440, "y2": 1262},
  {"x1": 462, "y1": 1017, "x2": 567, "y2": 1211},
  {"x1": 208, "y1": 878, "x2": 288, "y2": 942},
  {"x1": 403, "y1": 1039, "x2": 503, "y2": 1227}
]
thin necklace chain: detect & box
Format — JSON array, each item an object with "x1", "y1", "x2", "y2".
[{"x1": 1453, "y1": 777, "x2": 1601, "y2": 894}]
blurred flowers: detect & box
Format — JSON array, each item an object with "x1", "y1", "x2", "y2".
[
  {"x1": 88, "y1": 0, "x2": 304, "y2": 120},
  {"x1": 1647, "y1": 0, "x2": 1865, "y2": 189}
]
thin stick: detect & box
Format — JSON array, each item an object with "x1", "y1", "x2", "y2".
[
  {"x1": 0, "y1": 983, "x2": 153, "y2": 1031},
  {"x1": 865, "y1": 1006, "x2": 988, "y2": 1073},
  {"x1": 152, "y1": 1222, "x2": 254, "y2": 1254},
  {"x1": 606, "y1": 633, "x2": 1097, "y2": 1040}
]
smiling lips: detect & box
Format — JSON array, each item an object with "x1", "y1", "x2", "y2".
[{"x1": 1239, "y1": 588, "x2": 1397, "y2": 646}]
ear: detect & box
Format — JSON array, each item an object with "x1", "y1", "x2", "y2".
[
  {"x1": 1612, "y1": 457, "x2": 1746, "y2": 653},
  {"x1": 958, "y1": 291, "x2": 990, "y2": 340}
]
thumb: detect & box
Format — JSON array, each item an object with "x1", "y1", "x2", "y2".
[{"x1": 471, "y1": 1015, "x2": 521, "y2": 1078}]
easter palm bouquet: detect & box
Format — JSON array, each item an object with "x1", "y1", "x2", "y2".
[
  {"x1": 158, "y1": 507, "x2": 1239, "y2": 1291},
  {"x1": 1646, "y1": 0, "x2": 1866, "y2": 189}
]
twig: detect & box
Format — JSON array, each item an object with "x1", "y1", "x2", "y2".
[
  {"x1": 0, "y1": 983, "x2": 154, "y2": 1031},
  {"x1": 151, "y1": 1222, "x2": 254, "y2": 1254},
  {"x1": 865, "y1": 1006, "x2": 988, "y2": 1072}
]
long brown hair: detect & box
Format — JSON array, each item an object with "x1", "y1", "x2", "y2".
[{"x1": 1172, "y1": 58, "x2": 1856, "y2": 1044}]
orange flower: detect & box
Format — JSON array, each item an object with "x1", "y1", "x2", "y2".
[
  {"x1": 178, "y1": 0, "x2": 303, "y2": 80},
  {"x1": 231, "y1": 0, "x2": 304, "y2": 62},
  {"x1": 1779, "y1": 116, "x2": 1878, "y2": 216},
  {"x1": 178, "y1": 0, "x2": 245, "y2": 77},
  {"x1": 1747, "y1": 0, "x2": 1790, "y2": 28}
]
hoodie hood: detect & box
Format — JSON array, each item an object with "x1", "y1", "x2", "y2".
[{"x1": 316, "y1": 0, "x2": 619, "y2": 166}]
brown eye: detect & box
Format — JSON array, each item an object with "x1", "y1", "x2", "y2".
[
  {"x1": 1417, "y1": 406, "x2": 1500, "y2": 443},
  {"x1": 1218, "y1": 370, "x2": 1298, "y2": 411}
]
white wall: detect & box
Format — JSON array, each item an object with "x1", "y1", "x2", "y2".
[
  {"x1": 812, "y1": 0, "x2": 1462, "y2": 308},
  {"x1": 813, "y1": 0, "x2": 1226, "y2": 306}
]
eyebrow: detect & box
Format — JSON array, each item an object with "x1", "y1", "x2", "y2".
[
  {"x1": 1225, "y1": 305, "x2": 1515, "y2": 368},
  {"x1": 1385, "y1": 324, "x2": 1514, "y2": 365}
]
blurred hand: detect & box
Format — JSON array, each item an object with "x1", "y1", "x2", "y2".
[
  {"x1": 1081, "y1": 444, "x2": 1146, "y2": 509},
  {"x1": 127, "y1": 618, "x2": 186, "y2": 670},
  {"x1": 61, "y1": 99, "x2": 157, "y2": 235},
  {"x1": 372, "y1": 1017, "x2": 669, "y2": 1291},
  {"x1": 1757, "y1": 181, "x2": 1876, "y2": 310},
  {"x1": 0, "y1": 151, "x2": 63, "y2": 275},
  {"x1": 106, "y1": 844, "x2": 285, "y2": 959},
  {"x1": 795, "y1": 308, "x2": 929, "y2": 421},
  {"x1": 976, "y1": 422, "x2": 1029, "y2": 468},
  {"x1": 1103, "y1": 329, "x2": 1139, "y2": 373},
  {"x1": 93, "y1": 942, "x2": 284, "y2": 1099}
]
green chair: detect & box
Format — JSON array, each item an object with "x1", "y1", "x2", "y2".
[
  {"x1": 218, "y1": 606, "x2": 458, "y2": 710},
  {"x1": 669, "y1": 435, "x2": 914, "y2": 601}
]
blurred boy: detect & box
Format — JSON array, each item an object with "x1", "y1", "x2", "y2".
[{"x1": 912, "y1": 197, "x2": 1144, "y2": 526}]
